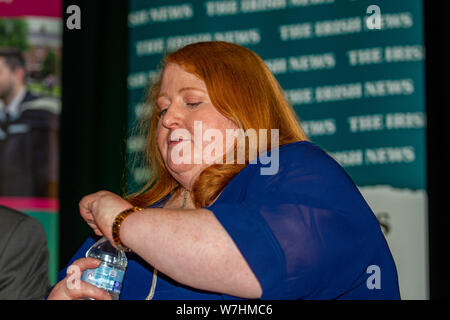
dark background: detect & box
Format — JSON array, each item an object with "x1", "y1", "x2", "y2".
[
  {"x1": 60, "y1": 0, "x2": 128, "y2": 266},
  {"x1": 60, "y1": 0, "x2": 449, "y2": 298},
  {"x1": 424, "y1": 1, "x2": 450, "y2": 300}
]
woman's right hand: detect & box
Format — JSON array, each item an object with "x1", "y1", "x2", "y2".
[{"x1": 47, "y1": 257, "x2": 112, "y2": 300}]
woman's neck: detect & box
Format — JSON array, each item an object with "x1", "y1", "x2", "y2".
[{"x1": 164, "y1": 187, "x2": 194, "y2": 209}]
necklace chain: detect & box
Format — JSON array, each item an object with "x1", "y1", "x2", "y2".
[
  {"x1": 181, "y1": 188, "x2": 188, "y2": 209},
  {"x1": 145, "y1": 188, "x2": 188, "y2": 300}
]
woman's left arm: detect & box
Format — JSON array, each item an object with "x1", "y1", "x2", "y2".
[{"x1": 79, "y1": 191, "x2": 262, "y2": 299}]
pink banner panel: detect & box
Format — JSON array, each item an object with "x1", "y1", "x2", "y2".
[
  {"x1": 0, "y1": 197, "x2": 59, "y2": 212},
  {"x1": 0, "y1": 0, "x2": 62, "y2": 18}
]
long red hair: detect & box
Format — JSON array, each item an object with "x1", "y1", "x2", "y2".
[{"x1": 127, "y1": 41, "x2": 308, "y2": 208}]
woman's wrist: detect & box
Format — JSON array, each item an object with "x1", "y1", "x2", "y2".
[{"x1": 112, "y1": 206, "x2": 143, "y2": 251}]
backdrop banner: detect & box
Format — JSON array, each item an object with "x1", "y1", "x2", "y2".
[
  {"x1": 127, "y1": 0, "x2": 427, "y2": 299},
  {"x1": 0, "y1": 0, "x2": 62, "y2": 285}
]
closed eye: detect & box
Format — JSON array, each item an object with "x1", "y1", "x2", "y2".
[
  {"x1": 158, "y1": 102, "x2": 201, "y2": 117},
  {"x1": 186, "y1": 102, "x2": 201, "y2": 107}
]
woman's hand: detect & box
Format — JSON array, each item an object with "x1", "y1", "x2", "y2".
[
  {"x1": 47, "y1": 258, "x2": 111, "y2": 300},
  {"x1": 79, "y1": 190, "x2": 133, "y2": 242}
]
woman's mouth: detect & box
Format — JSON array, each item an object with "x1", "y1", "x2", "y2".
[{"x1": 168, "y1": 138, "x2": 184, "y2": 147}]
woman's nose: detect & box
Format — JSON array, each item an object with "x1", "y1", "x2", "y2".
[{"x1": 162, "y1": 104, "x2": 184, "y2": 129}]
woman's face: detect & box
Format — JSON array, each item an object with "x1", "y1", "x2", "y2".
[{"x1": 156, "y1": 63, "x2": 238, "y2": 190}]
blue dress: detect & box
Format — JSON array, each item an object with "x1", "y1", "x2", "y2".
[{"x1": 58, "y1": 141, "x2": 400, "y2": 299}]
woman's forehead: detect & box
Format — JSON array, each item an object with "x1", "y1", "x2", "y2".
[{"x1": 160, "y1": 64, "x2": 207, "y2": 93}]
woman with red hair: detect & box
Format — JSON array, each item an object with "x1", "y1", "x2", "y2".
[{"x1": 49, "y1": 41, "x2": 400, "y2": 300}]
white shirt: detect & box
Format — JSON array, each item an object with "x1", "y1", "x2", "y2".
[
  {"x1": 0, "y1": 88, "x2": 27, "y2": 139},
  {"x1": 2, "y1": 87, "x2": 26, "y2": 122}
]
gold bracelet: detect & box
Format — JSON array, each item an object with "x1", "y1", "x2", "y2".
[{"x1": 112, "y1": 206, "x2": 143, "y2": 252}]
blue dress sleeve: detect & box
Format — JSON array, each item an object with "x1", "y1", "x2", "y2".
[{"x1": 208, "y1": 142, "x2": 399, "y2": 299}]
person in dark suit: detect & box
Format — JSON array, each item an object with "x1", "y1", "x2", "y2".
[
  {"x1": 0, "y1": 48, "x2": 59, "y2": 198},
  {"x1": 0, "y1": 205, "x2": 50, "y2": 299}
]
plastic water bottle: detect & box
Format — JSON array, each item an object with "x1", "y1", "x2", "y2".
[{"x1": 81, "y1": 237, "x2": 128, "y2": 300}]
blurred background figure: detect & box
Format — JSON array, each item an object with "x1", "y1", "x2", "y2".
[
  {"x1": 0, "y1": 48, "x2": 59, "y2": 198},
  {"x1": 0, "y1": 4, "x2": 63, "y2": 287},
  {"x1": 0, "y1": 204, "x2": 50, "y2": 299}
]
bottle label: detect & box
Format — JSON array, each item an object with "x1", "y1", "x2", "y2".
[{"x1": 81, "y1": 265, "x2": 125, "y2": 293}]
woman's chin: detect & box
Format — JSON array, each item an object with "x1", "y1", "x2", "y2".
[
  {"x1": 166, "y1": 159, "x2": 195, "y2": 175},
  {"x1": 166, "y1": 159, "x2": 208, "y2": 186}
]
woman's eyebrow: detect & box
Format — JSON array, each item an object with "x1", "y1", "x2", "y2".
[
  {"x1": 158, "y1": 87, "x2": 206, "y2": 98},
  {"x1": 179, "y1": 87, "x2": 206, "y2": 94}
]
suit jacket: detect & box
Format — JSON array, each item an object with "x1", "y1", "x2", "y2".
[
  {"x1": 0, "y1": 205, "x2": 50, "y2": 299},
  {"x1": 0, "y1": 91, "x2": 59, "y2": 197}
]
